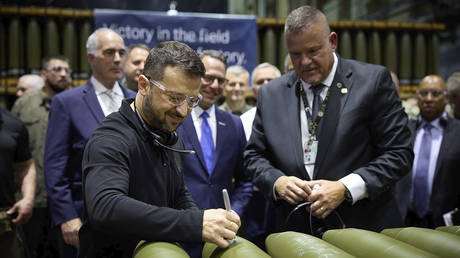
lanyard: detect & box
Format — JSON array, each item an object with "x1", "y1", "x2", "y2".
[{"x1": 297, "y1": 83, "x2": 331, "y2": 141}]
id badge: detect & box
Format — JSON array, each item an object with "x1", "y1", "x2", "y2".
[{"x1": 304, "y1": 140, "x2": 318, "y2": 165}]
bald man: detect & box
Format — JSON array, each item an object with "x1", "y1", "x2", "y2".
[
  {"x1": 16, "y1": 74, "x2": 43, "y2": 98},
  {"x1": 395, "y1": 75, "x2": 460, "y2": 228}
]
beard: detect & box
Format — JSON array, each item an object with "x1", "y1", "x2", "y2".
[
  {"x1": 142, "y1": 91, "x2": 170, "y2": 132},
  {"x1": 48, "y1": 79, "x2": 70, "y2": 93}
]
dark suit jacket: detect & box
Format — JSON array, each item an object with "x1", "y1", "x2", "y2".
[
  {"x1": 44, "y1": 81, "x2": 135, "y2": 228},
  {"x1": 395, "y1": 117, "x2": 460, "y2": 227},
  {"x1": 178, "y1": 107, "x2": 252, "y2": 217},
  {"x1": 245, "y1": 56, "x2": 414, "y2": 232}
]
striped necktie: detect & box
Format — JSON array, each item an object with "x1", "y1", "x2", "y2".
[{"x1": 105, "y1": 90, "x2": 119, "y2": 114}]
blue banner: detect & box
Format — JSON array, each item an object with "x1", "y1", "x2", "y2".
[{"x1": 94, "y1": 9, "x2": 258, "y2": 73}]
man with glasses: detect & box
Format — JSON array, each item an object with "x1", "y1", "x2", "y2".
[
  {"x1": 178, "y1": 50, "x2": 251, "y2": 258},
  {"x1": 80, "y1": 42, "x2": 240, "y2": 258},
  {"x1": 12, "y1": 55, "x2": 72, "y2": 258},
  {"x1": 395, "y1": 74, "x2": 460, "y2": 228},
  {"x1": 44, "y1": 28, "x2": 136, "y2": 257}
]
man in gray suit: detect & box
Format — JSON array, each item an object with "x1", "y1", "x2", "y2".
[{"x1": 244, "y1": 5, "x2": 413, "y2": 234}]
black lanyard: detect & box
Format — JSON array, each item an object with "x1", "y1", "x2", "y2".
[{"x1": 297, "y1": 82, "x2": 331, "y2": 138}]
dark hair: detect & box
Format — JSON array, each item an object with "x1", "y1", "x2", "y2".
[
  {"x1": 41, "y1": 55, "x2": 70, "y2": 70},
  {"x1": 144, "y1": 41, "x2": 205, "y2": 81},
  {"x1": 285, "y1": 5, "x2": 330, "y2": 36},
  {"x1": 127, "y1": 44, "x2": 149, "y2": 54},
  {"x1": 199, "y1": 49, "x2": 227, "y2": 68}
]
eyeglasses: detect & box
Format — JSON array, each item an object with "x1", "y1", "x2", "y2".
[
  {"x1": 48, "y1": 66, "x2": 72, "y2": 74},
  {"x1": 148, "y1": 77, "x2": 202, "y2": 108},
  {"x1": 416, "y1": 90, "x2": 447, "y2": 98},
  {"x1": 201, "y1": 74, "x2": 228, "y2": 86}
]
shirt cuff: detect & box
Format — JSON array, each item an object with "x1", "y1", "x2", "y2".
[
  {"x1": 339, "y1": 173, "x2": 368, "y2": 205},
  {"x1": 272, "y1": 178, "x2": 280, "y2": 201}
]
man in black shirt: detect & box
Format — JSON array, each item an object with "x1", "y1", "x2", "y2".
[
  {"x1": 80, "y1": 41, "x2": 240, "y2": 258},
  {"x1": 0, "y1": 108, "x2": 36, "y2": 258}
]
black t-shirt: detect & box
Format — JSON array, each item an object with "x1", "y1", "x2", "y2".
[{"x1": 0, "y1": 109, "x2": 31, "y2": 208}]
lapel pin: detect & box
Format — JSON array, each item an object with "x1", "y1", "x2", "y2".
[
  {"x1": 341, "y1": 88, "x2": 348, "y2": 95},
  {"x1": 336, "y1": 82, "x2": 342, "y2": 88},
  {"x1": 318, "y1": 111, "x2": 324, "y2": 117},
  {"x1": 218, "y1": 121, "x2": 226, "y2": 126}
]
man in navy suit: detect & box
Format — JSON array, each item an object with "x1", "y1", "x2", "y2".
[
  {"x1": 245, "y1": 5, "x2": 413, "y2": 234},
  {"x1": 44, "y1": 28, "x2": 136, "y2": 257},
  {"x1": 178, "y1": 50, "x2": 252, "y2": 257},
  {"x1": 396, "y1": 75, "x2": 460, "y2": 228}
]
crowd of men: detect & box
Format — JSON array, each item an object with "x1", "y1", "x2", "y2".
[{"x1": 1, "y1": 4, "x2": 459, "y2": 258}]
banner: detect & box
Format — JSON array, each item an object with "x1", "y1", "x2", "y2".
[{"x1": 94, "y1": 9, "x2": 258, "y2": 73}]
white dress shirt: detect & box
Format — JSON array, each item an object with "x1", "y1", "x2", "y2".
[
  {"x1": 191, "y1": 105, "x2": 217, "y2": 147},
  {"x1": 240, "y1": 106, "x2": 257, "y2": 141},
  {"x1": 91, "y1": 76, "x2": 124, "y2": 117}
]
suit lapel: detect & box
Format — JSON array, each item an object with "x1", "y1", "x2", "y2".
[
  {"x1": 82, "y1": 82, "x2": 105, "y2": 123},
  {"x1": 405, "y1": 120, "x2": 418, "y2": 190},
  {"x1": 182, "y1": 116, "x2": 208, "y2": 172},
  {"x1": 433, "y1": 118, "x2": 452, "y2": 185},
  {"x1": 314, "y1": 59, "x2": 352, "y2": 178},
  {"x1": 285, "y1": 74, "x2": 307, "y2": 179},
  {"x1": 213, "y1": 108, "x2": 227, "y2": 174}
]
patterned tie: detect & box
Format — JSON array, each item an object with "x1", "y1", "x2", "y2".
[
  {"x1": 413, "y1": 123, "x2": 432, "y2": 218},
  {"x1": 311, "y1": 84, "x2": 325, "y2": 121},
  {"x1": 105, "y1": 90, "x2": 119, "y2": 114},
  {"x1": 200, "y1": 112, "x2": 214, "y2": 174}
]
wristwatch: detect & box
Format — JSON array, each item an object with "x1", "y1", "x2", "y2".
[{"x1": 344, "y1": 187, "x2": 353, "y2": 203}]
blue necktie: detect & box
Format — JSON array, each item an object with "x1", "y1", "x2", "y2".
[
  {"x1": 200, "y1": 112, "x2": 214, "y2": 174},
  {"x1": 413, "y1": 123, "x2": 432, "y2": 218}
]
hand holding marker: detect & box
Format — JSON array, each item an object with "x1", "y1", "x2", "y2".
[{"x1": 222, "y1": 189, "x2": 236, "y2": 244}]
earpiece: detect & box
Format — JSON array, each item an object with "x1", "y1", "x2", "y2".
[
  {"x1": 150, "y1": 130, "x2": 179, "y2": 147},
  {"x1": 134, "y1": 103, "x2": 195, "y2": 155}
]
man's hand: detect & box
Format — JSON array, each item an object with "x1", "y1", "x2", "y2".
[
  {"x1": 61, "y1": 218, "x2": 82, "y2": 248},
  {"x1": 274, "y1": 176, "x2": 311, "y2": 205},
  {"x1": 10, "y1": 159, "x2": 35, "y2": 225},
  {"x1": 7, "y1": 198, "x2": 33, "y2": 224},
  {"x1": 202, "y1": 209, "x2": 240, "y2": 248},
  {"x1": 307, "y1": 180, "x2": 346, "y2": 219}
]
